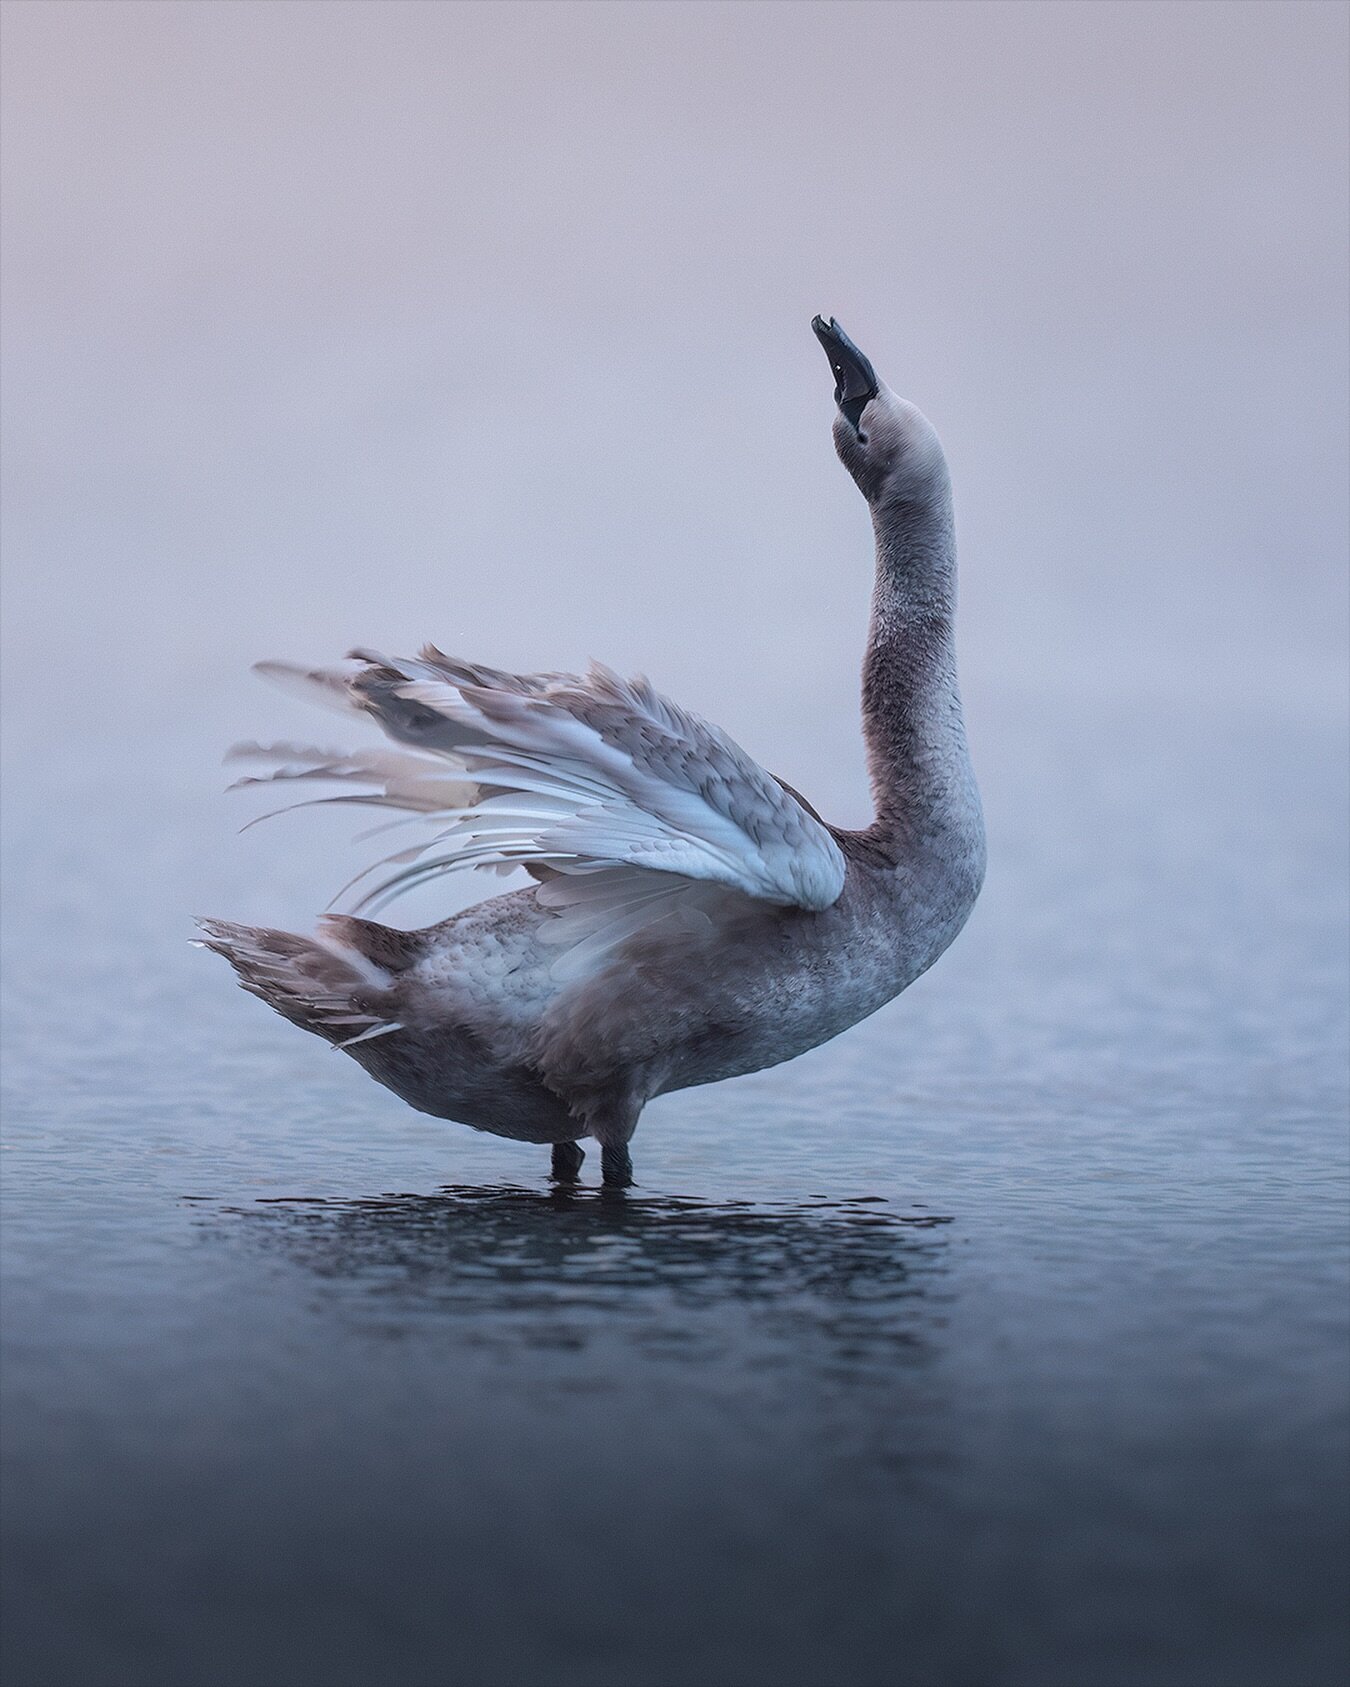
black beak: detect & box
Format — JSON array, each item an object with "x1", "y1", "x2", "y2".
[{"x1": 812, "y1": 315, "x2": 878, "y2": 431}]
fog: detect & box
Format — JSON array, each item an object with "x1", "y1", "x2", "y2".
[
  {"x1": 2, "y1": 0, "x2": 1345, "y2": 823},
  {"x1": 4, "y1": 14, "x2": 1348, "y2": 1682}
]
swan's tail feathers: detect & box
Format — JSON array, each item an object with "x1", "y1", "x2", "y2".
[{"x1": 194, "y1": 917, "x2": 414, "y2": 1047}]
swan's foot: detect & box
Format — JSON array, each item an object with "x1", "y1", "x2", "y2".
[
  {"x1": 550, "y1": 1141, "x2": 585, "y2": 1183},
  {"x1": 601, "y1": 1144, "x2": 634, "y2": 1188}
]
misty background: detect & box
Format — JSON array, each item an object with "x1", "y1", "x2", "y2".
[
  {"x1": 3, "y1": 8, "x2": 1348, "y2": 1685},
  {"x1": 2, "y1": 0, "x2": 1346, "y2": 834}
]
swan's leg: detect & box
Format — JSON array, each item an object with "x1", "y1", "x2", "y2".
[
  {"x1": 551, "y1": 1141, "x2": 585, "y2": 1183},
  {"x1": 600, "y1": 1144, "x2": 633, "y2": 1188},
  {"x1": 583, "y1": 1093, "x2": 640, "y2": 1189},
  {"x1": 572, "y1": 1091, "x2": 640, "y2": 1189}
]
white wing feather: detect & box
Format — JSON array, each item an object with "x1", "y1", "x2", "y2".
[{"x1": 236, "y1": 647, "x2": 845, "y2": 922}]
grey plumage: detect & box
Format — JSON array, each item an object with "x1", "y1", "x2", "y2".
[{"x1": 200, "y1": 319, "x2": 985, "y2": 1185}]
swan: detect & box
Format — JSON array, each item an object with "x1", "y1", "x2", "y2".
[{"x1": 198, "y1": 317, "x2": 986, "y2": 1187}]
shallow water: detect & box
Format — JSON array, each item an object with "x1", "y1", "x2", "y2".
[{"x1": 2, "y1": 695, "x2": 1348, "y2": 1687}]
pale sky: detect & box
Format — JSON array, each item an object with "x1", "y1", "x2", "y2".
[{"x1": 3, "y1": 0, "x2": 1346, "y2": 806}]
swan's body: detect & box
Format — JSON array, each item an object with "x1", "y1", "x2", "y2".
[{"x1": 200, "y1": 319, "x2": 985, "y2": 1184}]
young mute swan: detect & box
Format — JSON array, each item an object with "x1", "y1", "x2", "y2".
[{"x1": 199, "y1": 318, "x2": 985, "y2": 1187}]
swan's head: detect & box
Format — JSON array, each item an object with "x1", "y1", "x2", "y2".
[{"x1": 812, "y1": 316, "x2": 948, "y2": 508}]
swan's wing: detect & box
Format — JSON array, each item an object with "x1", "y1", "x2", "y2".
[{"x1": 236, "y1": 644, "x2": 845, "y2": 917}]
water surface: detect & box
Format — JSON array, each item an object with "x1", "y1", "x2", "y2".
[{"x1": 2, "y1": 697, "x2": 1347, "y2": 1686}]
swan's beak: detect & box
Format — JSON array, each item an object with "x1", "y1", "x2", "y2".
[{"x1": 812, "y1": 316, "x2": 878, "y2": 429}]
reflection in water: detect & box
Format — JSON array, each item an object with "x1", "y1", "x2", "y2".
[{"x1": 209, "y1": 1185, "x2": 955, "y2": 1381}]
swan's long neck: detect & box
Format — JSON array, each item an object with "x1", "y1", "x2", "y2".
[{"x1": 862, "y1": 487, "x2": 983, "y2": 869}]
